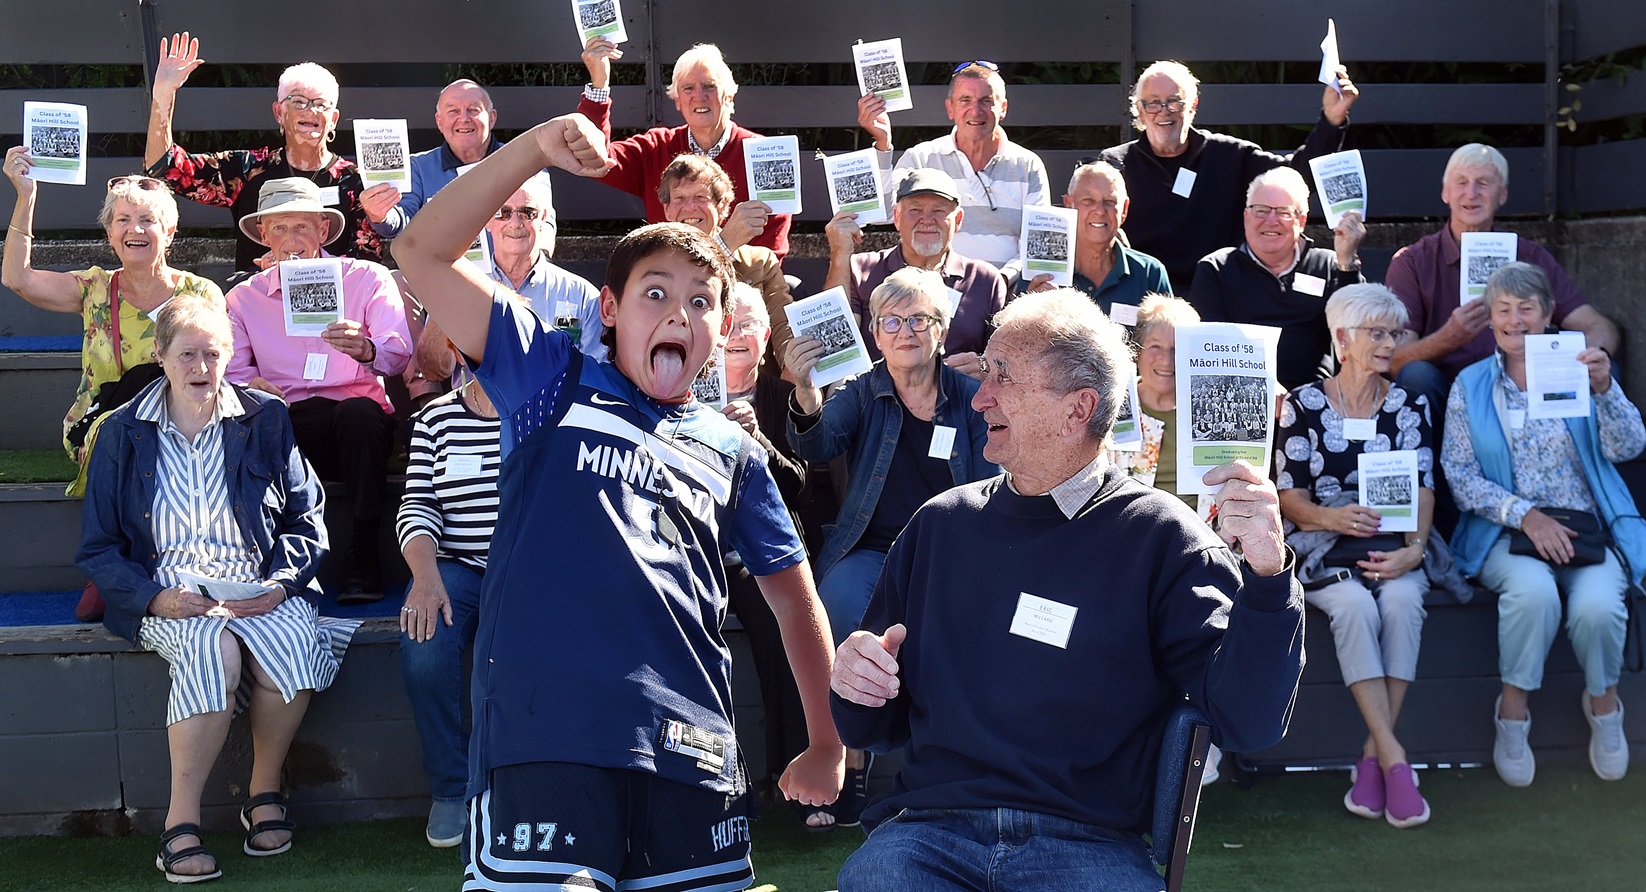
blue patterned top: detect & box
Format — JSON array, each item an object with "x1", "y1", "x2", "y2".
[{"x1": 1442, "y1": 354, "x2": 1644, "y2": 529}]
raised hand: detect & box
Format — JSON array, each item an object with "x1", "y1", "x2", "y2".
[{"x1": 154, "y1": 32, "x2": 204, "y2": 96}]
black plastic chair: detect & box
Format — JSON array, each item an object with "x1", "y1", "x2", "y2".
[{"x1": 1151, "y1": 703, "x2": 1214, "y2": 892}]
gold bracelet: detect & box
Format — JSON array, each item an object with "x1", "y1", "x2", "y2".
[{"x1": 7, "y1": 224, "x2": 32, "y2": 239}]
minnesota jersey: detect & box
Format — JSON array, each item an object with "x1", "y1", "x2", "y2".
[{"x1": 468, "y1": 295, "x2": 805, "y2": 796}]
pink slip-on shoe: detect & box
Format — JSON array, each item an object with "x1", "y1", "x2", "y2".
[
  {"x1": 1344, "y1": 755, "x2": 1384, "y2": 819},
  {"x1": 1383, "y1": 763, "x2": 1431, "y2": 828}
]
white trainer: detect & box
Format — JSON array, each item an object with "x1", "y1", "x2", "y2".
[
  {"x1": 1583, "y1": 692, "x2": 1629, "y2": 781},
  {"x1": 1493, "y1": 696, "x2": 1535, "y2": 788}
]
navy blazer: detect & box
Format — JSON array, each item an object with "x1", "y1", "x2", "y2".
[{"x1": 76, "y1": 381, "x2": 328, "y2": 642}]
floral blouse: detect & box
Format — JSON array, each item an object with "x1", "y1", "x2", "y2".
[
  {"x1": 67, "y1": 267, "x2": 224, "y2": 457},
  {"x1": 1275, "y1": 381, "x2": 1435, "y2": 508},
  {"x1": 148, "y1": 144, "x2": 382, "y2": 272},
  {"x1": 1441, "y1": 356, "x2": 1645, "y2": 529}
]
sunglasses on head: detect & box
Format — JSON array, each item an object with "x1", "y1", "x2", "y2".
[
  {"x1": 951, "y1": 60, "x2": 1000, "y2": 75},
  {"x1": 107, "y1": 175, "x2": 168, "y2": 192}
]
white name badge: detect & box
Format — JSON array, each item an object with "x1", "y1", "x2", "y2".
[
  {"x1": 316, "y1": 185, "x2": 341, "y2": 207},
  {"x1": 929, "y1": 424, "x2": 957, "y2": 460},
  {"x1": 455, "y1": 163, "x2": 479, "y2": 177},
  {"x1": 302, "y1": 352, "x2": 328, "y2": 381},
  {"x1": 1009, "y1": 592, "x2": 1078, "y2": 649},
  {"x1": 1292, "y1": 273, "x2": 1327, "y2": 297},
  {"x1": 444, "y1": 453, "x2": 484, "y2": 478},
  {"x1": 1508, "y1": 408, "x2": 1527, "y2": 430},
  {"x1": 943, "y1": 286, "x2": 963, "y2": 317},
  {"x1": 1342, "y1": 417, "x2": 1376, "y2": 441},
  {"x1": 1172, "y1": 168, "x2": 1197, "y2": 199},
  {"x1": 1108, "y1": 302, "x2": 1139, "y2": 327}
]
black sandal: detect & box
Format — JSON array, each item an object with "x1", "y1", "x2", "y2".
[
  {"x1": 239, "y1": 791, "x2": 295, "y2": 857},
  {"x1": 802, "y1": 802, "x2": 837, "y2": 834},
  {"x1": 156, "y1": 822, "x2": 221, "y2": 884}
]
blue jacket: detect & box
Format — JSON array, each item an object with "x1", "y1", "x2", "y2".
[
  {"x1": 1449, "y1": 357, "x2": 1646, "y2": 581},
  {"x1": 76, "y1": 382, "x2": 328, "y2": 642},
  {"x1": 787, "y1": 361, "x2": 996, "y2": 580}
]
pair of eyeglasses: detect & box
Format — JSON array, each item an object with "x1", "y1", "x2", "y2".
[
  {"x1": 107, "y1": 175, "x2": 167, "y2": 192},
  {"x1": 1246, "y1": 204, "x2": 1303, "y2": 222},
  {"x1": 281, "y1": 95, "x2": 335, "y2": 113},
  {"x1": 729, "y1": 318, "x2": 768, "y2": 334},
  {"x1": 951, "y1": 60, "x2": 1000, "y2": 75},
  {"x1": 877, "y1": 314, "x2": 938, "y2": 334},
  {"x1": 1352, "y1": 326, "x2": 1398, "y2": 343},
  {"x1": 1138, "y1": 97, "x2": 1188, "y2": 115},
  {"x1": 494, "y1": 206, "x2": 542, "y2": 222}
]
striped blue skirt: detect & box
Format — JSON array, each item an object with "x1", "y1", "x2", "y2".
[{"x1": 138, "y1": 597, "x2": 361, "y2": 726}]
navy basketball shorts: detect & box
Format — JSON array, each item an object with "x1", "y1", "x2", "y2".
[{"x1": 462, "y1": 761, "x2": 754, "y2": 892}]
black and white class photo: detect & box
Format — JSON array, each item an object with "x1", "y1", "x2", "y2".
[
  {"x1": 29, "y1": 125, "x2": 81, "y2": 159},
  {"x1": 359, "y1": 141, "x2": 406, "y2": 170},
  {"x1": 1188, "y1": 374, "x2": 1269, "y2": 443},
  {"x1": 861, "y1": 61, "x2": 903, "y2": 94},
  {"x1": 834, "y1": 171, "x2": 878, "y2": 205},
  {"x1": 1026, "y1": 228, "x2": 1069, "y2": 262},
  {"x1": 798, "y1": 315, "x2": 858, "y2": 355},
  {"x1": 288, "y1": 281, "x2": 340, "y2": 314},
  {"x1": 1320, "y1": 171, "x2": 1363, "y2": 204},
  {"x1": 752, "y1": 159, "x2": 795, "y2": 192},
  {"x1": 1364, "y1": 472, "x2": 1413, "y2": 507},
  {"x1": 578, "y1": 0, "x2": 618, "y2": 28}
]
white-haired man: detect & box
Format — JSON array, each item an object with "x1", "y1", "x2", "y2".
[
  {"x1": 578, "y1": 39, "x2": 791, "y2": 257},
  {"x1": 226, "y1": 178, "x2": 411, "y2": 603},
  {"x1": 1101, "y1": 60, "x2": 1358, "y2": 293},
  {"x1": 858, "y1": 61, "x2": 1050, "y2": 285},
  {"x1": 1023, "y1": 161, "x2": 1173, "y2": 313},
  {"x1": 143, "y1": 32, "x2": 381, "y2": 272},
  {"x1": 1387, "y1": 143, "x2": 1619, "y2": 415},
  {"x1": 1187, "y1": 167, "x2": 1365, "y2": 390},
  {"x1": 831, "y1": 288, "x2": 1303, "y2": 891}
]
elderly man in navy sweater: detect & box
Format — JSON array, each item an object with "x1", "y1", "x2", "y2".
[{"x1": 830, "y1": 288, "x2": 1305, "y2": 892}]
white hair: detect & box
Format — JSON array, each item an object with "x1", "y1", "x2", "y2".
[
  {"x1": 276, "y1": 63, "x2": 340, "y2": 102},
  {"x1": 1129, "y1": 60, "x2": 1199, "y2": 129},
  {"x1": 993, "y1": 288, "x2": 1131, "y2": 441},
  {"x1": 729, "y1": 281, "x2": 768, "y2": 325},
  {"x1": 1443, "y1": 143, "x2": 1509, "y2": 188},
  {"x1": 1067, "y1": 160, "x2": 1128, "y2": 203},
  {"x1": 1324, "y1": 284, "x2": 1409, "y2": 359},
  {"x1": 1245, "y1": 166, "x2": 1310, "y2": 211},
  {"x1": 668, "y1": 44, "x2": 738, "y2": 100}
]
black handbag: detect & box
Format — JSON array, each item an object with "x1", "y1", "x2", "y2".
[
  {"x1": 1508, "y1": 508, "x2": 1610, "y2": 567},
  {"x1": 1322, "y1": 533, "x2": 1406, "y2": 568}
]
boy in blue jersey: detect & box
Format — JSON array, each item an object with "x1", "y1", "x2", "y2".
[{"x1": 393, "y1": 114, "x2": 845, "y2": 891}]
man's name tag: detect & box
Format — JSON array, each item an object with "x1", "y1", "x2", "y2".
[
  {"x1": 1508, "y1": 408, "x2": 1527, "y2": 430},
  {"x1": 1342, "y1": 417, "x2": 1376, "y2": 441},
  {"x1": 444, "y1": 452, "x2": 484, "y2": 478},
  {"x1": 1108, "y1": 302, "x2": 1139, "y2": 327},
  {"x1": 1009, "y1": 592, "x2": 1077, "y2": 649},
  {"x1": 659, "y1": 719, "x2": 727, "y2": 773},
  {"x1": 1292, "y1": 273, "x2": 1327, "y2": 297},
  {"x1": 1172, "y1": 168, "x2": 1197, "y2": 199},
  {"x1": 315, "y1": 185, "x2": 341, "y2": 207},
  {"x1": 929, "y1": 424, "x2": 956, "y2": 459},
  {"x1": 302, "y1": 352, "x2": 328, "y2": 381},
  {"x1": 455, "y1": 163, "x2": 479, "y2": 177},
  {"x1": 943, "y1": 286, "x2": 963, "y2": 317}
]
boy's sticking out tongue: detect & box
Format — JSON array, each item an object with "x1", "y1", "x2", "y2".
[{"x1": 651, "y1": 343, "x2": 688, "y2": 396}]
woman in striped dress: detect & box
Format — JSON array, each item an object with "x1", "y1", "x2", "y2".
[{"x1": 77, "y1": 294, "x2": 358, "y2": 884}]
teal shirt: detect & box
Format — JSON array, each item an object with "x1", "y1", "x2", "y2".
[{"x1": 1021, "y1": 243, "x2": 1173, "y2": 314}]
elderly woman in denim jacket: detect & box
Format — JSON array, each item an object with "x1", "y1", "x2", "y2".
[
  {"x1": 785, "y1": 265, "x2": 997, "y2": 830},
  {"x1": 76, "y1": 294, "x2": 358, "y2": 883},
  {"x1": 1442, "y1": 262, "x2": 1646, "y2": 789}
]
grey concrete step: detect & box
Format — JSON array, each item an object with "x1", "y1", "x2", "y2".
[{"x1": 0, "y1": 352, "x2": 80, "y2": 452}]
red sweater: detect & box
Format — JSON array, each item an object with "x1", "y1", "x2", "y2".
[{"x1": 579, "y1": 97, "x2": 792, "y2": 259}]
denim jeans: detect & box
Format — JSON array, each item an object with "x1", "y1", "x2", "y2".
[
  {"x1": 1479, "y1": 533, "x2": 1627, "y2": 696},
  {"x1": 838, "y1": 807, "x2": 1162, "y2": 892},
  {"x1": 818, "y1": 549, "x2": 888, "y2": 647},
  {"x1": 399, "y1": 558, "x2": 484, "y2": 800}
]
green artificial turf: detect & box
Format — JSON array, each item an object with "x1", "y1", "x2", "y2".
[
  {"x1": 0, "y1": 449, "x2": 76, "y2": 484},
  {"x1": 1, "y1": 766, "x2": 1643, "y2": 891}
]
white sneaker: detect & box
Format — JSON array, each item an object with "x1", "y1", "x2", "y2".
[
  {"x1": 1583, "y1": 693, "x2": 1629, "y2": 781},
  {"x1": 1493, "y1": 696, "x2": 1535, "y2": 787},
  {"x1": 1200, "y1": 743, "x2": 1222, "y2": 788}
]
